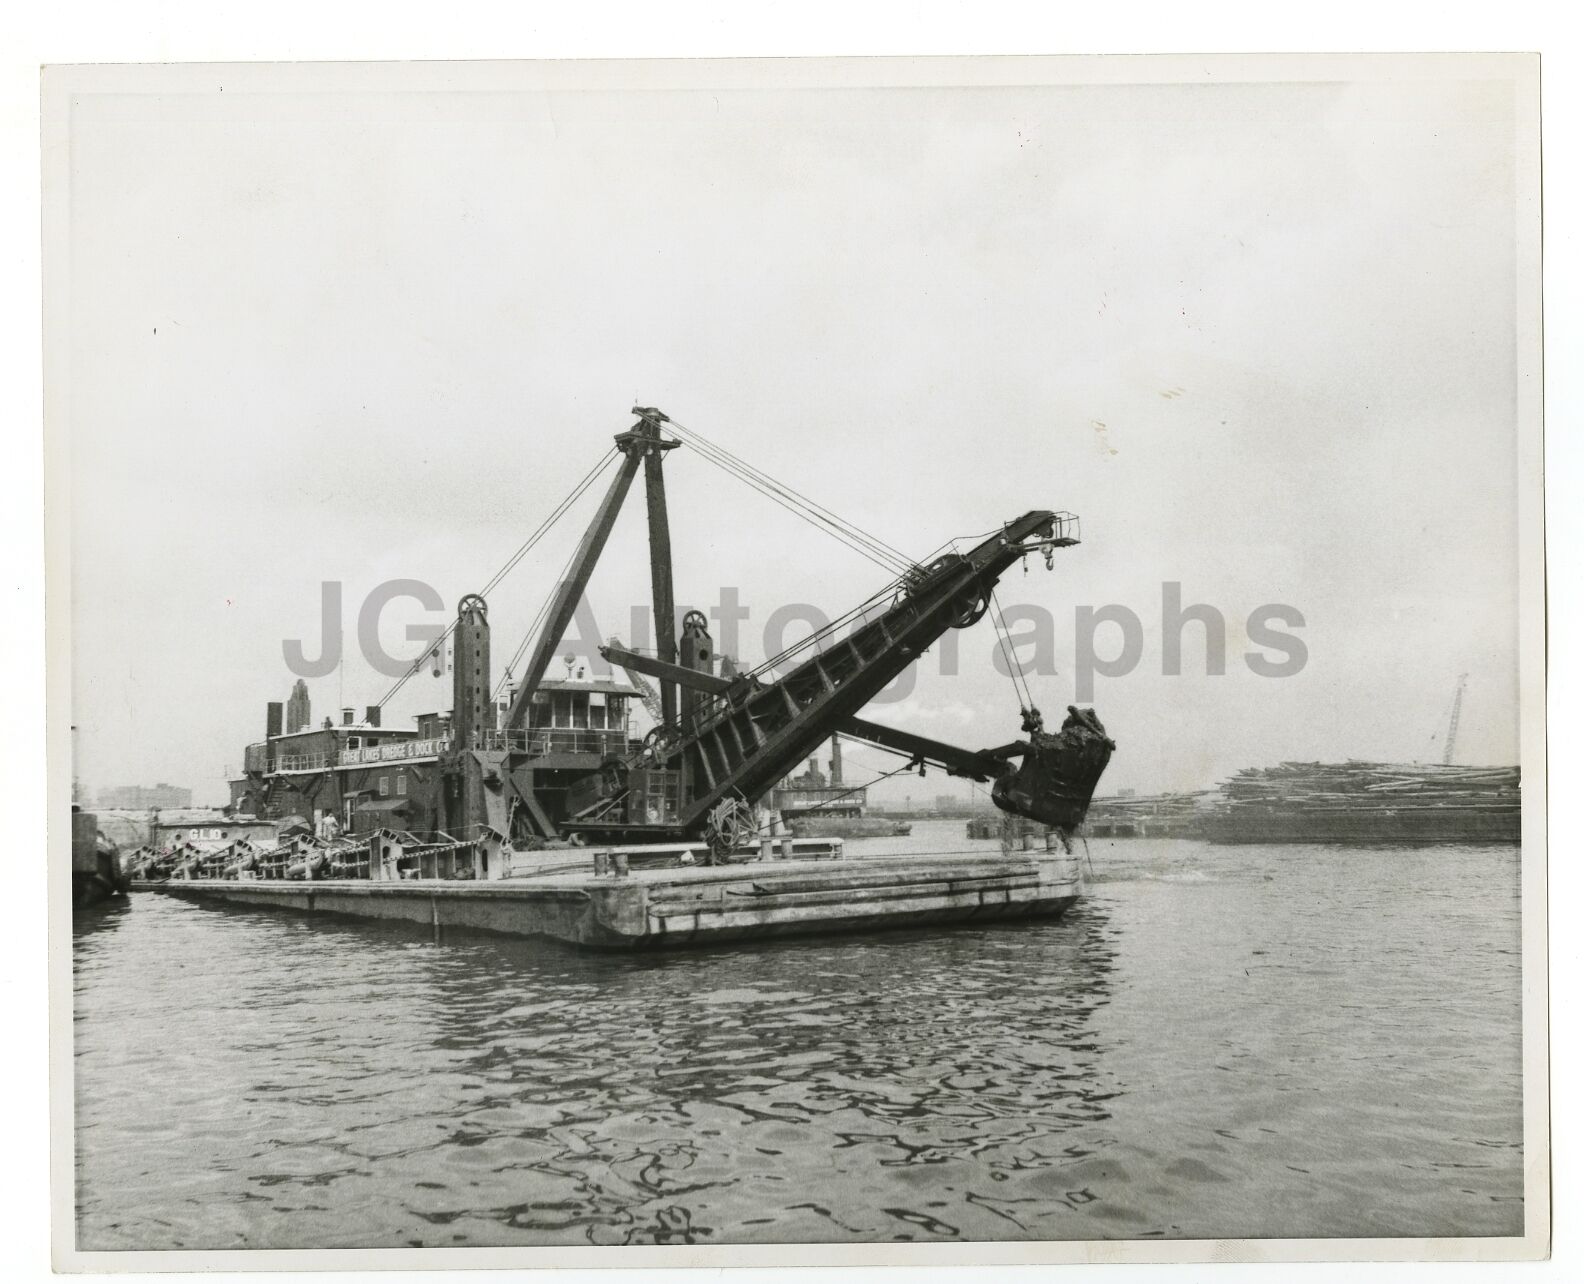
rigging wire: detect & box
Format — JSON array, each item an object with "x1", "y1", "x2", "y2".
[
  {"x1": 665, "y1": 418, "x2": 916, "y2": 574},
  {"x1": 675, "y1": 436, "x2": 910, "y2": 575},
  {"x1": 631, "y1": 431, "x2": 921, "y2": 735},
  {"x1": 724, "y1": 539, "x2": 1030, "y2": 697},
  {"x1": 372, "y1": 447, "x2": 619, "y2": 710},
  {"x1": 652, "y1": 432, "x2": 1025, "y2": 694},
  {"x1": 665, "y1": 417, "x2": 915, "y2": 567},
  {"x1": 670, "y1": 585, "x2": 895, "y2": 741},
  {"x1": 380, "y1": 410, "x2": 920, "y2": 716},
  {"x1": 741, "y1": 756, "x2": 922, "y2": 839},
  {"x1": 737, "y1": 575, "x2": 908, "y2": 683},
  {"x1": 988, "y1": 585, "x2": 1036, "y2": 711},
  {"x1": 479, "y1": 448, "x2": 619, "y2": 598},
  {"x1": 371, "y1": 414, "x2": 1010, "y2": 720},
  {"x1": 493, "y1": 531, "x2": 588, "y2": 702}
]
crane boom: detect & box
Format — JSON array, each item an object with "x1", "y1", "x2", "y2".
[
  {"x1": 601, "y1": 644, "x2": 1014, "y2": 780},
  {"x1": 663, "y1": 513, "x2": 1071, "y2": 826},
  {"x1": 571, "y1": 512, "x2": 1092, "y2": 839}
]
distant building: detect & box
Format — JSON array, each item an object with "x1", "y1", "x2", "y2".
[
  {"x1": 286, "y1": 679, "x2": 312, "y2": 734},
  {"x1": 97, "y1": 782, "x2": 193, "y2": 810}
]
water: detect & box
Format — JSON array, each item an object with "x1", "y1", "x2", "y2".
[{"x1": 72, "y1": 821, "x2": 1523, "y2": 1248}]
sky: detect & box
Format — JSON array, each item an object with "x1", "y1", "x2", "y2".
[{"x1": 59, "y1": 64, "x2": 1527, "y2": 806}]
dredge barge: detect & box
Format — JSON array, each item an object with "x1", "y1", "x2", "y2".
[{"x1": 132, "y1": 408, "x2": 1113, "y2": 948}]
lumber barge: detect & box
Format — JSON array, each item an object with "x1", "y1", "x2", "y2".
[
  {"x1": 1200, "y1": 760, "x2": 1520, "y2": 845},
  {"x1": 133, "y1": 849, "x2": 1085, "y2": 950}
]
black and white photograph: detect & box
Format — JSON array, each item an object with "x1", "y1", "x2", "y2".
[{"x1": 43, "y1": 52, "x2": 1547, "y2": 1268}]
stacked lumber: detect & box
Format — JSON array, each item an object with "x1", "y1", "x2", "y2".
[{"x1": 1216, "y1": 761, "x2": 1519, "y2": 815}]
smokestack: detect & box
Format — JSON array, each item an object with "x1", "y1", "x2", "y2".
[
  {"x1": 342, "y1": 707, "x2": 355, "y2": 726},
  {"x1": 830, "y1": 735, "x2": 843, "y2": 786},
  {"x1": 364, "y1": 705, "x2": 381, "y2": 728},
  {"x1": 266, "y1": 702, "x2": 283, "y2": 740}
]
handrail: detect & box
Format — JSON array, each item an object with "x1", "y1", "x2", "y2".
[
  {"x1": 475, "y1": 727, "x2": 630, "y2": 757},
  {"x1": 266, "y1": 727, "x2": 632, "y2": 774}
]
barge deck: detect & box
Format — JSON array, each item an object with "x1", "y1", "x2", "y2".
[{"x1": 133, "y1": 849, "x2": 1084, "y2": 950}]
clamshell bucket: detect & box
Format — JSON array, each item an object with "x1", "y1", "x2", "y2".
[{"x1": 992, "y1": 706, "x2": 1115, "y2": 836}]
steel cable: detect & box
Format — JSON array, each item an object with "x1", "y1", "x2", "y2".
[{"x1": 373, "y1": 448, "x2": 618, "y2": 709}]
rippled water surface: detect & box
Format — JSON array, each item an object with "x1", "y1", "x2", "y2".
[{"x1": 73, "y1": 824, "x2": 1523, "y2": 1248}]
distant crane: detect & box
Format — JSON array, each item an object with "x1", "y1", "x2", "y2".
[
  {"x1": 1442, "y1": 672, "x2": 1469, "y2": 765},
  {"x1": 607, "y1": 636, "x2": 665, "y2": 725}
]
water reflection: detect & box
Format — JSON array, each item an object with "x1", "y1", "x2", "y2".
[
  {"x1": 70, "y1": 897, "x2": 133, "y2": 937},
  {"x1": 378, "y1": 907, "x2": 1123, "y2": 1244}
]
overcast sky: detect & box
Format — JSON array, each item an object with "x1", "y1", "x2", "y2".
[{"x1": 60, "y1": 63, "x2": 1526, "y2": 805}]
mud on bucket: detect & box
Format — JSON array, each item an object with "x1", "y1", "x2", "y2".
[{"x1": 991, "y1": 706, "x2": 1116, "y2": 836}]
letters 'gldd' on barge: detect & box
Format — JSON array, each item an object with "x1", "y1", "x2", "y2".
[{"x1": 134, "y1": 408, "x2": 1114, "y2": 947}]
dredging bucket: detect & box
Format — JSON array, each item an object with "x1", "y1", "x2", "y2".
[{"x1": 991, "y1": 706, "x2": 1115, "y2": 836}]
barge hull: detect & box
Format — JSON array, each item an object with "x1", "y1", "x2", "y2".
[
  {"x1": 133, "y1": 853, "x2": 1083, "y2": 950},
  {"x1": 1200, "y1": 810, "x2": 1519, "y2": 845}
]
